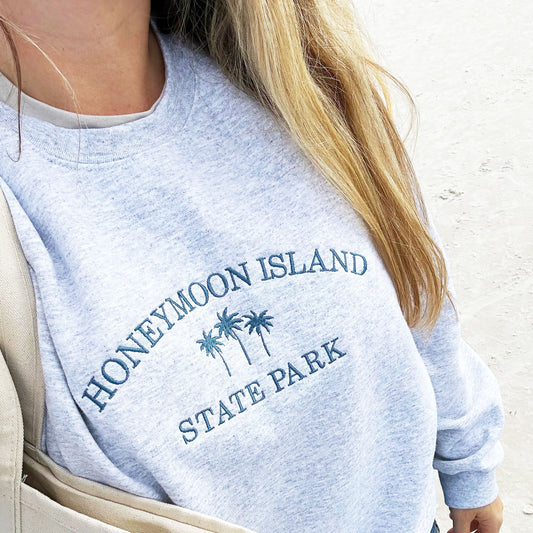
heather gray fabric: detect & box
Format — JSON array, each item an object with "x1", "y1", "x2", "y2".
[
  {"x1": 0, "y1": 184, "x2": 252, "y2": 533},
  {"x1": 0, "y1": 26, "x2": 505, "y2": 533}
]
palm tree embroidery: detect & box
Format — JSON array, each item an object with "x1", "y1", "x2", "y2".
[
  {"x1": 197, "y1": 329, "x2": 231, "y2": 377},
  {"x1": 243, "y1": 310, "x2": 274, "y2": 357},
  {"x1": 213, "y1": 307, "x2": 252, "y2": 365}
]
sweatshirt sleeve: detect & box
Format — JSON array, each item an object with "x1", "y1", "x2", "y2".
[{"x1": 410, "y1": 218, "x2": 505, "y2": 510}]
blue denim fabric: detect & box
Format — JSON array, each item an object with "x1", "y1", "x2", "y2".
[{"x1": 430, "y1": 520, "x2": 440, "y2": 533}]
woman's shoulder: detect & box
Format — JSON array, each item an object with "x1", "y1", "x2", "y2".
[
  {"x1": 159, "y1": 30, "x2": 278, "y2": 138},
  {"x1": 158, "y1": 31, "x2": 227, "y2": 88}
]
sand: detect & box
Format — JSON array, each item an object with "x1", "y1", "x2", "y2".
[{"x1": 354, "y1": 1, "x2": 532, "y2": 531}]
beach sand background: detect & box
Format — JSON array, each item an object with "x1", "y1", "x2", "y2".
[{"x1": 355, "y1": 1, "x2": 532, "y2": 531}]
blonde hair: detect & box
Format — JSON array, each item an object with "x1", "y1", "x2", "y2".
[
  {"x1": 154, "y1": 0, "x2": 455, "y2": 331},
  {"x1": 0, "y1": 16, "x2": 81, "y2": 155}
]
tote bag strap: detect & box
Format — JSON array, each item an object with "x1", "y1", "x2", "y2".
[
  {"x1": 0, "y1": 186, "x2": 45, "y2": 450},
  {"x1": 0, "y1": 184, "x2": 43, "y2": 533},
  {"x1": 0, "y1": 345, "x2": 23, "y2": 533}
]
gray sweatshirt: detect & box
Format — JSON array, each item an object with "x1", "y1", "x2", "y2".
[{"x1": 0, "y1": 27, "x2": 504, "y2": 533}]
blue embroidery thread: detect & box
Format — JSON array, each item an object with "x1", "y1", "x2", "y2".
[
  {"x1": 214, "y1": 307, "x2": 252, "y2": 365},
  {"x1": 197, "y1": 329, "x2": 230, "y2": 376},
  {"x1": 243, "y1": 309, "x2": 274, "y2": 357}
]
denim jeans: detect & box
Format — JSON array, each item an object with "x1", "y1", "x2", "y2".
[{"x1": 430, "y1": 520, "x2": 440, "y2": 533}]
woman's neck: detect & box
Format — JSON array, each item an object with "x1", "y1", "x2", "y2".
[{"x1": 0, "y1": 0, "x2": 165, "y2": 115}]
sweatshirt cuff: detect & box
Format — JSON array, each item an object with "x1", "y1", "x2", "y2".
[{"x1": 438, "y1": 469, "x2": 499, "y2": 509}]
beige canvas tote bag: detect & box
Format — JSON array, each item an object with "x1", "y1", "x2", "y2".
[{"x1": 0, "y1": 187, "x2": 255, "y2": 533}]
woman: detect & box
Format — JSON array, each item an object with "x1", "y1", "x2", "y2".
[{"x1": 0, "y1": 1, "x2": 504, "y2": 532}]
